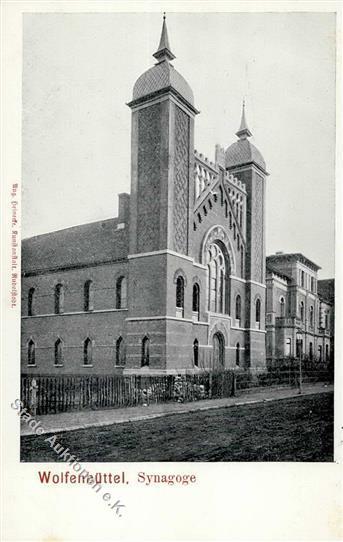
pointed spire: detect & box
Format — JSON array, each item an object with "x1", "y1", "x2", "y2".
[
  {"x1": 153, "y1": 13, "x2": 176, "y2": 63},
  {"x1": 236, "y1": 99, "x2": 252, "y2": 139}
]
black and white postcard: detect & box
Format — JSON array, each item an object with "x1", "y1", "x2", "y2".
[{"x1": 1, "y1": 1, "x2": 342, "y2": 540}]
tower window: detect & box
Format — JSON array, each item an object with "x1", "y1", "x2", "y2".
[
  {"x1": 116, "y1": 276, "x2": 127, "y2": 309},
  {"x1": 255, "y1": 298, "x2": 261, "y2": 325},
  {"x1": 28, "y1": 339, "x2": 36, "y2": 366},
  {"x1": 28, "y1": 287, "x2": 35, "y2": 316},
  {"x1": 141, "y1": 336, "x2": 150, "y2": 367},
  {"x1": 176, "y1": 276, "x2": 185, "y2": 317},
  {"x1": 54, "y1": 284, "x2": 64, "y2": 314},
  {"x1": 84, "y1": 280, "x2": 94, "y2": 312}
]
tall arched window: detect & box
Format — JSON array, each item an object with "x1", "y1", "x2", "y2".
[
  {"x1": 207, "y1": 243, "x2": 228, "y2": 314},
  {"x1": 28, "y1": 339, "x2": 35, "y2": 366},
  {"x1": 309, "y1": 342, "x2": 313, "y2": 360},
  {"x1": 192, "y1": 283, "x2": 200, "y2": 318},
  {"x1": 141, "y1": 336, "x2": 150, "y2": 367},
  {"x1": 83, "y1": 338, "x2": 92, "y2": 366},
  {"x1": 309, "y1": 306, "x2": 314, "y2": 327},
  {"x1": 236, "y1": 343, "x2": 240, "y2": 366},
  {"x1": 300, "y1": 301, "x2": 304, "y2": 322},
  {"x1": 54, "y1": 284, "x2": 64, "y2": 314},
  {"x1": 235, "y1": 294, "x2": 241, "y2": 322},
  {"x1": 84, "y1": 280, "x2": 94, "y2": 311},
  {"x1": 255, "y1": 299, "x2": 261, "y2": 325},
  {"x1": 193, "y1": 339, "x2": 199, "y2": 367},
  {"x1": 176, "y1": 276, "x2": 185, "y2": 317},
  {"x1": 28, "y1": 288, "x2": 35, "y2": 316},
  {"x1": 116, "y1": 276, "x2": 127, "y2": 309},
  {"x1": 280, "y1": 297, "x2": 285, "y2": 317},
  {"x1": 115, "y1": 336, "x2": 125, "y2": 366},
  {"x1": 318, "y1": 345, "x2": 322, "y2": 362},
  {"x1": 54, "y1": 338, "x2": 63, "y2": 366}
]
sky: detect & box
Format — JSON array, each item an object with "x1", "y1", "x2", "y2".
[{"x1": 22, "y1": 12, "x2": 336, "y2": 278}]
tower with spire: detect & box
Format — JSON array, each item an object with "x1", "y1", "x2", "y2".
[
  {"x1": 225, "y1": 101, "x2": 268, "y2": 364},
  {"x1": 125, "y1": 15, "x2": 199, "y2": 371}
]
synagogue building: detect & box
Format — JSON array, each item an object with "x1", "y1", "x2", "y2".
[{"x1": 21, "y1": 18, "x2": 334, "y2": 375}]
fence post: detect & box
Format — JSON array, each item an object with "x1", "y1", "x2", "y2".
[
  {"x1": 30, "y1": 377, "x2": 38, "y2": 416},
  {"x1": 232, "y1": 372, "x2": 236, "y2": 397}
]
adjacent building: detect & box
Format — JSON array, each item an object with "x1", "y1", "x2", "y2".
[{"x1": 266, "y1": 253, "x2": 334, "y2": 363}]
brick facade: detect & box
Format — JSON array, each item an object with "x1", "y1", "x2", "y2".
[{"x1": 21, "y1": 19, "x2": 334, "y2": 376}]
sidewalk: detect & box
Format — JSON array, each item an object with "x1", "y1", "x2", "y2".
[{"x1": 21, "y1": 382, "x2": 333, "y2": 437}]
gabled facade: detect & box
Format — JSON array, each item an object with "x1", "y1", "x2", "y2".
[{"x1": 21, "y1": 18, "x2": 271, "y2": 375}]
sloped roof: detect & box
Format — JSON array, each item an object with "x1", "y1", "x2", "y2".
[
  {"x1": 22, "y1": 218, "x2": 128, "y2": 275},
  {"x1": 225, "y1": 138, "x2": 266, "y2": 172},
  {"x1": 132, "y1": 60, "x2": 194, "y2": 106}
]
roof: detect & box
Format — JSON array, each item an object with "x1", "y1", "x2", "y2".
[
  {"x1": 132, "y1": 60, "x2": 194, "y2": 106},
  {"x1": 267, "y1": 253, "x2": 321, "y2": 272},
  {"x1": 225, "y1": 138, "x2": 266, "y2": 172},
  {"x1": 22, "y1": 218, "x2": 129, "y2": 275}
]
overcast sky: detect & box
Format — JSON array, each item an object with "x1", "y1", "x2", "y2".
[{"x1": 22, "y1": 12, "x2": 336, "y2": 278}]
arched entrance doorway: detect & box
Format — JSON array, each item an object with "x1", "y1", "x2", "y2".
[{"x1": 212, "y1": 331, "x2": 225, "y2": 369}]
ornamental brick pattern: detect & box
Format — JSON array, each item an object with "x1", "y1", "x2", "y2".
[
  {"x1": 173, "y1": 106, "x2": 189, "y2": 254},
  {"x1": 252, "y1": 175, "x2": 263, "y2": 283},
  {"x1": 137, "y1": 104, "x2": 161, "y2": 253}
]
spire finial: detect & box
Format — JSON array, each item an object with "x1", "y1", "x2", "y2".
[
  {"x1": 153, "y1": 13, "x2": 176, "y2": 63},
  {"x1": 236, "y1": 99, "x2": 252, "y2": 139}
]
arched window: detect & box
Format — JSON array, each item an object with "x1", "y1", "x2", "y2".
[
  {"x1": 224, "y1": 200, "x2": 228, "y2": 218},
  {"x1": 236, "y1": 343, "x2": 240, "y2": 366},
  {"x1": 54, "y1": 284, "x2": 64, "y2": 314},
  {"x1": 229, "y1": 212, "x2": 232, "y2": 229},
  {"x1": 309, "y1": 342, "x2": 313, "y2": 360},
  {"x1": 176, "y1": 276, "x2": 185, "y2": 317},
  {"x1": 116, "y1": 276, "x2": 127, "y2": 309},
  {"x1": 318, "y1": 345, "x2": 322, "y2": 362},
  {"x1": 141, "y1": 336, "x2": 150, "y2": 367},
  {"x1": 256, "y1": 299, "x2": 261, "y2": 324},
  {"x1": 84, "y1": 280, "x2": 94, "y2": 311},
  {"x1": 28, "y1": 339, "x2": 35, "y2": 366},
  {"x1": 233, "y1": 223, "x2": 236, "y2": 239},
  {"x1": 115, "y1": 336, "x2": 125, "y2": 366},
  {"x1": 309, "y1": 306, "x2": 314, "y2": 327},
  {"x1": 280, "y1": 297, "x2": 285, "y2": 317},
  {"x1": 235, "y1": 294, "x2": 241, "y2": 322},
  {"x1": 192, "y1": 283, "x2": 200, "y2": 317},
  {"x1": 207, "y1": 243, "x2": 228, "y2": 314},
  {"x1": 54, "y1": 338, "x2": 63, "y2": 366},
  {"x1": 300, "y1": 301, "x2": 304, "y2": 322},
  {"x1": 193, "y1": 339, "x2": 199, "y2": 367},
  {"x1": 28, "y1": 287, "x2": 35, "y2": 316},
  {"x1": 83, "y1": 338, "x2": 92, "y2": 366}
]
